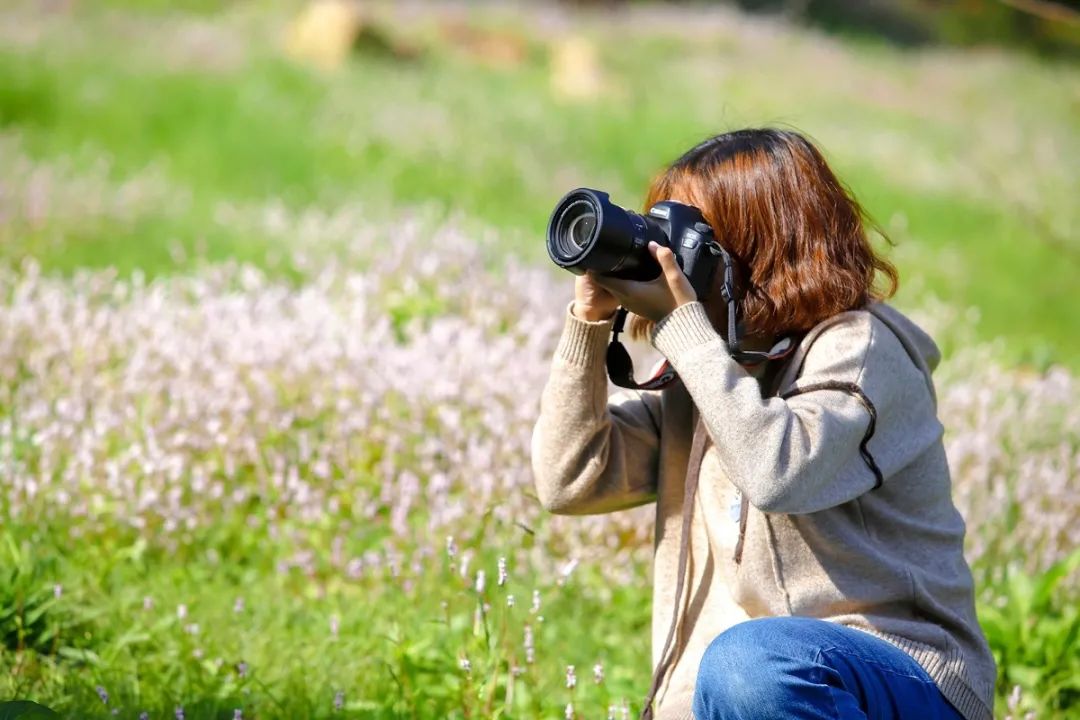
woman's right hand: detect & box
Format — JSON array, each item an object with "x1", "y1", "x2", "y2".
[{"x1": 573, "y1": 272, "x2": 620, "y2": 322}]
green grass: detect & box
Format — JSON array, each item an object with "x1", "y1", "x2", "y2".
[
  {"x1": 1, "y1": 1, "x2": 1079, "y2": 365},
  {"x1": 0, "y1": 524, "x2": 653, "y2": 719},
  {"x1": 1, "y1": 3, "x2": 1079, "y2": 718}
]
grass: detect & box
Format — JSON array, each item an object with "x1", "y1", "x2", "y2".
[
  {"x1": 1, "y1": 1, "x2": 1079, "y2": 365},
  {"x1": 0, "y1": 2, "x2": 1078, "y2": 718}
]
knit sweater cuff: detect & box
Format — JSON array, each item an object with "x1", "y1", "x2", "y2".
[
  {"x1": 650, "y1": 301, "x2": 723, "y2": 361},
  {"x1": 555, "y1": 302, "x2": 615, "y2": 367}
]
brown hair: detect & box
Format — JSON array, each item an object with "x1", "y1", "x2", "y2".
[{"x1": 630, "y1": 128, "x2": 898, "y2": 341}]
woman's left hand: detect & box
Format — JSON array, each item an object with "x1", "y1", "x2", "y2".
[{"x1": 591, "y1": 241, "x2": 698, "y2": 322}]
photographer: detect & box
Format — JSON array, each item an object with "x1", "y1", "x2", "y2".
[{"x1": 531, "y1": 129, "x2": 994, "y2": 720}]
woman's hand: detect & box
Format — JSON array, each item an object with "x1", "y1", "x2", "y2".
[
  {"x1": 592, "y1": 241, "x2": 698, "y2": 322},
  {"x1": 572, "y1": 272, "x2": 620, "y2": 322}
]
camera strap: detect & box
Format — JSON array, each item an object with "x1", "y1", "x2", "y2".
[{"x1": 605, "y1": 309, "x2": 679, "y2": 391}]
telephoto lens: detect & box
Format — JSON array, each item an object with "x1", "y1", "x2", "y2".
[{"x1": 546, "y1": 188, "x2": 667, "y2": 281}]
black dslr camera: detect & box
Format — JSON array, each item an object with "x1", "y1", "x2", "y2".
[
  {"x1": 546, "y1": 188, "x2": 747, "y2": 390},
  {"x1": 545, "y1": 188, "x2": 725, "y2": 300}
]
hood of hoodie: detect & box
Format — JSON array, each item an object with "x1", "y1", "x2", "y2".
[{"x1": 867, "y1": 303, "x2": 941, "y2": 405}]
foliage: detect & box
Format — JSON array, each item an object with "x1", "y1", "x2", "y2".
[
  {"x1": 0, "y1": 701, "x2": 60, "y2": 720},
  {"x1": 725, "y1": 0, "x2": 1080, "y2": 56},
  {"x1": 0, "y1": 224, "x2": 1073, "y2": 717},
  {"x1": 0, "y1": 0, "x2": 1079, "y2": 366},
  {"x1": 0, "y1": 1, "x2": 1077, "y2": 719},
  {"x1": 979, "y1": 551, "x2": 1080, "y2": 716}
]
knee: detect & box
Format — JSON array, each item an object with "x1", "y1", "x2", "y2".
[{"x1": 693, "y1": 619, "x2": 817, "y2": 719}]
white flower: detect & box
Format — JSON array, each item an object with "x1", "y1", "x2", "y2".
[{"x1": 497, "y1": 556, "x2": 508, "y2": 585}]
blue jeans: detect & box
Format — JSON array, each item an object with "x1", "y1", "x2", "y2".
[{"x1": 693, "y1": 617, "x2": 965, "y2": 720}]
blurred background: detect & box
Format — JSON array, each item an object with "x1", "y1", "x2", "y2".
[{"x1": 1, "y1": 1, "x2": 1078, "y2": 718}]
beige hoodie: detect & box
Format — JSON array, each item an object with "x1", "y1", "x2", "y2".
[{"x1": 532, "y1": 301, "x2": 995, "y2": 720}]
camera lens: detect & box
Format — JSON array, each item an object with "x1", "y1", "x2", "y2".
[
  {"x1": 567, "y1": 211, "x2": 596, "y2": 250},
  {"x1": 552, "y1": 198, "x2": 599, "y2": 261},
  {"x1": 546, "y1": 188, "x2": 665, "y2": 280}
]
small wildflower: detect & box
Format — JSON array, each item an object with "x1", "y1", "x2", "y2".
[
  {"x1": 593, "y1": 661, "x2": 604, "y2": 684},
  {"x1": 142, "y1": 595, "x2": 154, "y2": 611},
  {"x1": 523, "y1": 624, "x2": 535, "y2": 664},
  {"x1": 237, "y1": 661, "x2": 249, "y2": 678},
  {"x1": 565, "y1": 702, "x2": 574, "y2": 720},
  {"x1": 193, "y1": 648, "x2": 204, "y2": 659},
  {"x1": 139, "y1": 713, "x2": 149, "y2": 720},
  {"x1": 511, "y1": 662, "x2": 524, "y2": 677},
  {"x1": 531, "y1": 589, "x2": 541, "y2": 613},
  {"x1": 233, "y1": 597, "x2": 245, "y2": 613},
  {"x1": 1007, "y1": 685, "x2": 1022, "y2": 712},
  {"x1": 497, "y1": 556, "x2": 508, "y2": 585},
  {"x1": 96, "y1": 686, "x2": 109, "y2": 705},
  {"x1": 565, "y1": 664, "x2": 577, "y2": 689},
  {"x1": 506, "y1": 594, "x2": 515, "y2": 608},
  {"x1": 445, "y1": 535, "x2": 456, "y2": 558},
  {"x1": 329, "y1": 614, "x2": 339, "y2": 637},
  {"x1": 459, "y1": 657, "x2": 472, "y2": 674},
  {"x1": 475, "y1": 570, "x2": 486, "y2": 593},
  {"x1": 184, "y1": 622, "x2": 200, "y2": 635},
  {"x1": 175, "y1": 707, "x2": 185, "y2": 720},
  {"x1": 333, "y1": 690, "x2": 344, "y2": 712},
  {"x1": 607, "y1": 705, "x2": 616, "y2": 720},
  {"x1": 233, "y1": 711, "x2": 243, "y2": 720},
  {"x1": 176, "y1": 603, "x2": 187, "y2": 620},
  {"x1": 53, "y1": 584, "x2": 62, "y2": 599}
]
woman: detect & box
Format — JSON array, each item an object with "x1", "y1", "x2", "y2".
[{"x1": 531, "y1": 129, "x2": 994, "y2": 720}]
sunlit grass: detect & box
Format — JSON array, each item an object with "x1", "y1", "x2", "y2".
[
  {"x1": 1, "y1": 1, "x2": 1078, "y2": 364},
  {"x1": 0, "y1": 2, "x2": 1078, "y2": 718}
]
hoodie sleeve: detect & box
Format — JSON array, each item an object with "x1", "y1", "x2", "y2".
[
  {"x1": 531, "y1": 306, "x2": 661, "y2": 515},
  {"x1": 650, "y1": 302, "x2": 943, "y2": 514}
]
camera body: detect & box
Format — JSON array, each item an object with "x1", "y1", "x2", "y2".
[
  {"x1": 643, "y1": 200, "x2": 723, "y2": 300},
  {"x1": 546, "y1": 188, "x2": 724, "y2": 300}
]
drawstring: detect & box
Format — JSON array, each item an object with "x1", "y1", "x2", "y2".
[{"x1": 640, "y1": 410, "x2": 708, "y2": 720}]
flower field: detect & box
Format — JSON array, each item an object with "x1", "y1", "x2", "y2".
[
  {"x1": 1, "y1": 224, "x2": 1077, "y2": 718},
  {"x1": 1, "y1": 1, "x2": 1078, "y2": 718}
]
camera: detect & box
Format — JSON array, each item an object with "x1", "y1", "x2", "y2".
[{"x1": 546, "y1": 188, "x2": 723, "y2": 299}]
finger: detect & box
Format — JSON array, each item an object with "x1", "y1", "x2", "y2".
[
  {"x1": 649, "y1": 242, "x2": 697, "y2": 305},
  {"x1": 651, "y1": 242, "x2": 683, "y2": 282}
]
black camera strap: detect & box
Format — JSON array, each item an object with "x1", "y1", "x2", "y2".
[
  {"x1": 605, "y1": 308, "x2": 678, "y2": 391},
  {"x1": 604, "y1": 244, "x2": 797, "y2": 390}
]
